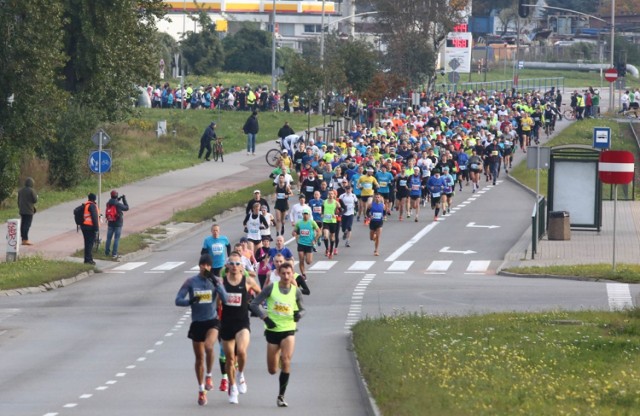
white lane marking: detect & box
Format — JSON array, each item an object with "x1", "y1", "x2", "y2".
[
  {"x1": 387, "y1": 261, "x2": 414, "y2": 271},
  {"x1": 190, "y1": 265, "x2": 199, "y2": 270},
  {"x1": 137, "y1": 357, "x2": 146, "y2": 362},
  {"x1": 607, "y1": 283, "x2": 634, "y2": 311},
  {"x1": 63, "y1": 404, "x2": 77, "y2": 408},
  {"x1": 347, "y1": 261, "x2": 376, "y2": 272},
  {"x1": 465, "y1": 261, "x2": 491, "y2": 274},
  {"x1": 146, "y1": 349, "x2": 155, "y2": 354},
  {"x1": 477, "y1": 190, "x2": 487, "y2": 194},
  {"x1": 440, "y1": 246, "x2": 476, "y2": 255},
  {"x1": 385, "y1": 222, "x2": 438, "y2": 262},
  {"x1": 466, "y1": 222, "x2": 500, "y2": 229},
  {"x1": 43, "y1": 413, "x2": 59, "y2": 416},
  {"x1": 165, "y1": 332, "x2": 174, "y2": 337},
  {"x1": 308, "y1": 260, "x2": 337, "y2": 271},
  {"x1": 426, "y1": 260, "x2": 452, "y2": 274},
  {"x1": 111, "y1": 262, "x2": 146, "y2": 271},
  {"x1": 344, "y1": 274, "x2": 376, "y2": 331},
  {"x1": 150, "y1": 261, "x2": 185, "y2": 271},
  {"x1": 96, "y1": 386, "x2": 108, "y2": 391},
  {"x1": 116, "y1": 373, "x2": 126, "y2": 377},
  {"x1": 155, "y1": 341, "x2": 164, "y2": 346},
  {"x1": 79, "y1": 394, "x2": 92, "y2": 399},
  {"x1": 126, "y1": 365, "x2": 136, "y2": 369},
  {"x1": 285, "y1": 237, "x2": 296, "y2": 245},
  {"x1": 106, "y1": 380, "x2": 117, "y2": 385}
]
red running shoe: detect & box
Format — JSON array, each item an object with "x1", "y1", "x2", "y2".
[
  {"x1": 198, "y1": 391, "x2": 207, "y2": 406},
  {"x1": 205, "y1": 376, "x2": 213, "y2": 391},
  {"x1": 219, "y1": 378, "x2": 228, "y2": 392}
]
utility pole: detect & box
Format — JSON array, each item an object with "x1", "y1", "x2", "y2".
[{"x1": 271, "y1": 0, "x2": 277, "y2": 91}]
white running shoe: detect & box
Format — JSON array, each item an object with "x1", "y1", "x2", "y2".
[
  {"x1": 237, "y1": 373, "x2": 247, "y2": 394},
  {"x1": 277, "y1": 395, "x2": 288, "y2": 407},
  {"x1": 228, "y1": 385, "x2": 239, "y2": 404}
]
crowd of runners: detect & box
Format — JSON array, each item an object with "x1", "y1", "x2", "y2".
[{"x1": 174, "y1": 86, "x2": 570, "y2": 408}]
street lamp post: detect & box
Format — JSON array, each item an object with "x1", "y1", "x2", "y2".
[
  {"x1": 609, "y1": 0, "x2": 615, "y2": 113},
  {"x1": 271, "y1": 0, "x2": 277, "y2": 92}
]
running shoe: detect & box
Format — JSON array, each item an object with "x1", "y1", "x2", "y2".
[
  {"x1": 277, "y1": 395, "x2": 288, "y2": 407},
  {"x1": 312, "y1": 246, "x2": 317, "y2": 253},
  {"x1": 205, "y1": 376, "x2": 213, "y2": 391},
  {"x1": 328, "y1": 252, "x2": 333, "y2": 259},
  {"x1": 364, "y1": 217, "x2": 370, "y2": 225},
  {"x1": 434, "y1": 216, "x2": 438, "y2": 221},
  {"x1": 414, "y1": 217, "x2": 418, "y2": 222},
  {"x1": 325, "y1": 250, "x2": 329, "y2": 257},
  {"x1": 357, "y1": 216, "x2": 360, "y2": 222},
  {"x1": 406, "y1": 214, "x2": 410, "y2": 218},
  {"x1": 229, "y1": 385, "x2": 239, "y2": 404},
  {"x1": 345, "y1": 242, "x2": 351, "y2": 247},
  {"x1": 219, "y1": 378, "x2": 229, "y2": 392},
  {"x1": 238, "y1": 374, "x2": 247, "y2": 394},
  {"x1": 333, "y1": 248, "x2": 338, "y2": 256},
  {"x1": 198, "y1": 391, "x2": 207, "y2": 406}
]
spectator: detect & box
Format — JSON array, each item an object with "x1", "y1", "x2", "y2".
[{"x1": 17, "y1": 177, "x2": 38, "y2": 245}]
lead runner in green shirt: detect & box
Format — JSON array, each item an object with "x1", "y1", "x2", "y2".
[{"x1": 249, "y1": 262, "x2": 305, "y2": 407}]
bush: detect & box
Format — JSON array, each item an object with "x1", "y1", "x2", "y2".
[
  {"x1": 47, "y1": 104, "x2": 99, "y2": 188},
  {"x1": 0, "y1": 146, "x2": 20, "y2": 206}
]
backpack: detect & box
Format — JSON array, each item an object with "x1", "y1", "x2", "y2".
[
  {"x1": 105, "y1": 203, "x2": 119, "y2": 222},
  {"x1": 74, "y1": 203, "x2": 86, "y2": 226}
]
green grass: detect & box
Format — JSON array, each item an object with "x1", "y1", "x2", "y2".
[
  {"x1": 0, "y1": 256, "x2": 94, "y2": 291},
  {"x1": 502, "y1": 264, "x2": 640, "y2": 283},
  {"x1": 165, "y1": 71, "x2": 273, "y2": 91},
  {"x1": 171, "y1": 179, "x2": 275, "y2": 223},
  {"x1": 72, "y1": 232, "x2": 149, "y2": 261},
  {"x1": 353, "y1": 310, "x2": 640, "y2": 416},
  {"x1": 0, "y1": 109, "x2": 321, "y2": 223}
]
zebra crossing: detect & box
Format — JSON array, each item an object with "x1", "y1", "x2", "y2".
[{"x1": 105, "y1": 258, "x2": 498, "y2": 276}]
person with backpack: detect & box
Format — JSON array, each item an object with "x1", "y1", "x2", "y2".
[
  {"x1": 104, "y1": 189, "x2": 129, "y2": 260},
  {"x1": 80, "y1": 193, "x2": 100, "y2": 265}
]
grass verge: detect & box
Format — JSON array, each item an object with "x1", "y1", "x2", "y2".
[
  {"x1": 0, "y1": 256, "x2": 94, "y2": 291},
  {"x1": 353, "y1": 310, "x2": 640, "y2": 416},
  {"x1": 502, "y1": 263, "x2": 640, "y2": 283}
]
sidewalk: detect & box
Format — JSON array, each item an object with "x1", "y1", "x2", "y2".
[
  {"x1": 2, "y1": 107, "x2": 639, "y2": 272},
  {"x1": 0, "y1": 140, "x2": 277, "y2": 263}
]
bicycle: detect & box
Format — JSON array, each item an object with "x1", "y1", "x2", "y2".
[
  {"x1": 562, "y1": 106, "x2": 576, "y2": 121},
  {"x1": 265, "y1": 140, "x2": 283, "y2": 167},
  {"x1": 212, "y1": 137, "x2": 224, "y2": 162}
]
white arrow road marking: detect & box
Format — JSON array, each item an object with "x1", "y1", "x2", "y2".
[
  {"x1": 439, "y1": 246, "x2": 476, "y2": 255},
  {"x1": 466, "y1": 222, "x2": 501, "y2": 229},
  {"x1": 385, "y1": 222, "x2": 439, "y2": 262}
]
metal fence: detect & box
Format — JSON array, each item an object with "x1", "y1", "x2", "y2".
[
  {"x1": 437, "y1": 77, "x2": 565, "y2": 95},
  {"x1": 531, "y1": 195, "x2": 547, "y2": 259}
]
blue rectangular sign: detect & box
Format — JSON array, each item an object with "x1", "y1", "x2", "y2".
[{"x1": 593, "y1": 127, "x2": 611, "y2": 149}]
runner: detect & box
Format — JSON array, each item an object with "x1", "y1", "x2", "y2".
[
  {"x1": 408, "y1": 167, "x2": 423, "y2": 222},
  {"x1": 467, "y1": 148, "x2": 483, "y2": 193},
  {"x1": 292, "y1": 208, "x2": 320, "y2": 277},
  {"x1": 273, "y1": 174, "x2": 292, "y2": 236},
  {"x1": 321, "y1": 190, "x2": 340, "y2": 258},
  {"x1": 357, "y1": 167, "x2": 379, "y2": 224},
  {"x1": 366, "y1": 193, "x2": 385, "y2": 256},
  {"x1": 288, "y1": 194, "x2": 308, "y2": 231},
  {"x1": 441, "y1": 166, "x2": 455, "y2": 215},
  {"x1": 175, "y1": 254, "x2": 228, "y2": 406},
  {"x1": 243, "y1": 202, "x2": 269, "y2": 249},
  {"x1": 427, "y1": 169, "x2": 445, "y2": 221},
  {"x1": 201, "y1": 224, "x2": 231, "y2": 276},
  {"x1": 374, "y1": 164, "x2": 394, "y2": 216},
  {"x1": 338, "y1": 184, "x2": 358, "y2": 247},
  {"x1": 394, "y1": 169, "x2": 409, "y2": 221},
  {"x1": 219, "y1": 252, "x2": 262, "y2": 404},
  {"x1": 249, "y1": 261, "x2": 305, "y2": 407}
]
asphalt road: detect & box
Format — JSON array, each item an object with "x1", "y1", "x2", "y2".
[{"x1": 0, "y1": 178, "x2": 619, "y2": 416}]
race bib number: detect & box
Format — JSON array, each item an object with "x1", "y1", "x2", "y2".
[
  {"x1": 194, "y1": 290, "x2": 213, "y2": 304},
  {"x1": 372, "y1": 212, "x2": 383, "y2": 220},
  {"x1": 399, "y1": 180, "x2": 407, "y2": 187},
  {"x1": 411, "y1": 184, "x2": 420, "y2": 191},
  {"x1": 212, "y1": 243, "x2": 223, "y2": 255},
  {"x1": 459, "y1": 165, "x2": 467, "y2": 170},
  {"x1": 313, "y1": 206, "x2": 322, "y2": 213},
  {"x1": 306, "y1": 186, "x2": 314, "y2": 192},
  {"x1": 300, "y1": 229, "x2": 310, "y2": 236},
  {"x1": 491, "y1": 151, "x2": 499, "y2": 156},
  {"x1": 432, "y1": 192, "x2": 441, "y2": 198},
  {"x1": 470, "y1": 164, "x2": 480, "y2": 170},
  {"x1": 379, "y1": 181, "x2": 387, "y2": 187},
  {"x1": 362, "y1": 182, "x2": 372, "y2": 190},
  {"x1": 323, "y1": 213, "x2": 333, "y2": 221},
  {"x1": 277, "y1": 192, "x2": 286, "y2": 199},
  {"x1": 272, "y1": 301, "x2": 292, "y2": 316},
  {"x1": 226, "y1": 292, "x2": 242, "y2": 307},
  {"x1": 249, "y1": 227, "x2": 259, "y2": 234}
]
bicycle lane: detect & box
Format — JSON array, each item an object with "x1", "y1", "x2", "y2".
[{"x1": 1, "y1": 140, "x2": 278, "y2": 260}]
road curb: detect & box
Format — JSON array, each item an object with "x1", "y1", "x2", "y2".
[
  {"x1": 349, "y1": 332, "x2": 382, "y2": 416},
  {"x1": 497, "y1": 270, "x2": 621, "y2": 283},
  {"x1": 0, "y1": 270, "x2": 96, "y2": 297}
]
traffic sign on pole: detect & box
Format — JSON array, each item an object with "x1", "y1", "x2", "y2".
[
  {"x1": 88, "y1": 150, "x2": 112, "y2": 174},
  {"x1": 598, "y1": 150, "x2": 634, "y2": 184},
  {"x1": 604, "y1": 68, "x2": 618, "y2": 83}
]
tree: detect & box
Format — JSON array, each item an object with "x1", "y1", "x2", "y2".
[
  {"x1": 155, "y1": 32, "x2": 180, "y2": 79},
  {"x1": 367, "y1": 0, "x2": 470, "y2": 85},
  {"x1": 0, "y1": 1, "x2": 67, "y2": 202},
  {"x1": 281, "y1": 54, "x2": 324, "y2": 109},
  {"x1": 61, "y1": 0, "x2": 167, "y2": 121},
  {"x1": 323, "y1": 34, "x2": 379, "y2": 95},
  {"x1": 362, "y1": 72, "x2": 408, "y2": 104},
  {"x1": 597, "y1": 0, "x2": 640, "y2": 15},
  {"x1": 222, "y1": 25, "x2": 272, "y2": 74},
  {"x1": 180, "y1": 11, "x2": 224, "y2": 75}
]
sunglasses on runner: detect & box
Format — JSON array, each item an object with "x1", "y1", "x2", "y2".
[{"x1": 227, "y1": 261, "x2": 242, "y2": 266}]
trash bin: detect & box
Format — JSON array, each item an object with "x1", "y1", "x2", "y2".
[{"x1": 548, "y1": 211, "x2": 571, "y2": 240}]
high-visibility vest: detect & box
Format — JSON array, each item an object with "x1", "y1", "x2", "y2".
[{"x1": 83, "y1": 201, "x2": 98, "y2": 226}]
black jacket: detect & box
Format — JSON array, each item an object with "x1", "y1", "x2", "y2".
[
  {"x1": 243, "y1": 115, "x2": 259, "y2": 134},
  {"x1": 278, "y1": 124, "x2": 295, "y2": 139},
  {"x1": 106, "y1": 196, "x2": 130, "y2": 227}
]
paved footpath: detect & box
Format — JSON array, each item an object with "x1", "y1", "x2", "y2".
[{"x1": 1, "y1": 106, "x2": 639, "y2": 273}]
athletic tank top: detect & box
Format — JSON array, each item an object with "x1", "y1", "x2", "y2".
[{"x1": 222, "y1": 273, "x2": 249, "y2": 321}]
